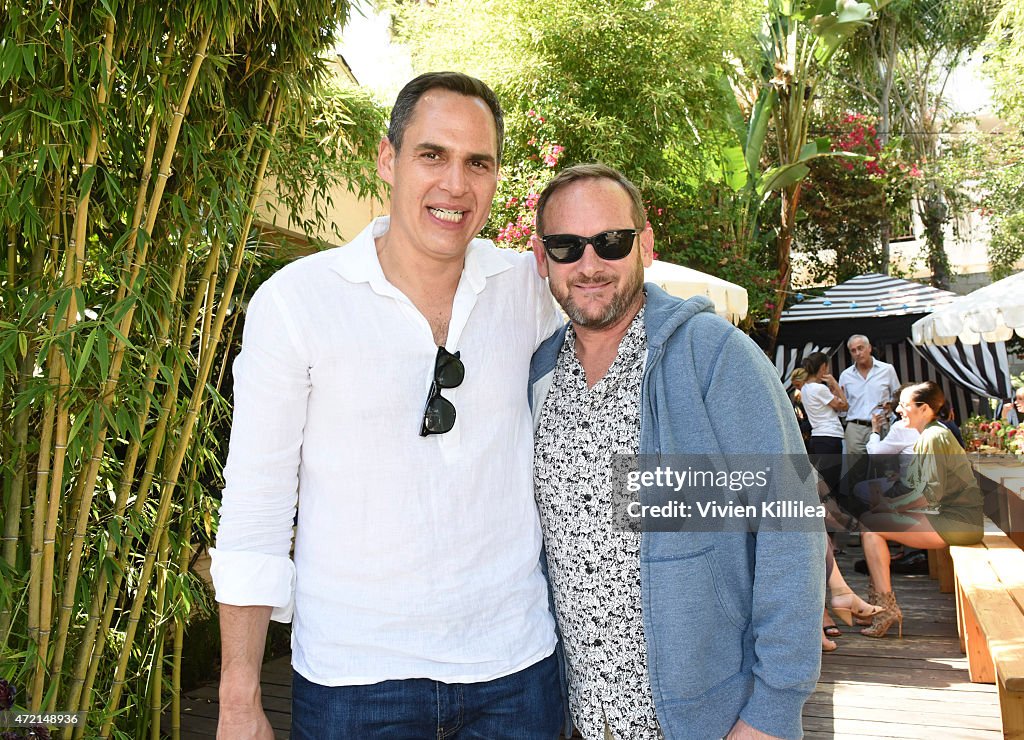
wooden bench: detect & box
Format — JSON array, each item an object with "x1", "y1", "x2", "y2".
[
  {"x1": 927, "y1": 545, "x2": 954, "y2": 593},
  {"x1": 949, "y1": 519, "x2": 1024, "y2": 738}
]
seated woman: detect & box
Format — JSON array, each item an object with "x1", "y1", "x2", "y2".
[
  {"x1": 853, "y1": 388, "x2": 920, "y2": 510},
  {"x1": 858, "y1": 381, "x2": 985, "y2": 638}
]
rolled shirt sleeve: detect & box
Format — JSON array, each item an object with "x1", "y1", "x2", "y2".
[{"x1": 210, "y1": 280, "x2": 311, "y2": 622}]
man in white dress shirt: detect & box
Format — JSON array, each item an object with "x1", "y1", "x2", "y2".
[
  {"x1": 838, "y1": 335, "x2": 900, "y2": 512},
  {"x1": 210, "y1": 72, "x2": 564, "y2": 739}
]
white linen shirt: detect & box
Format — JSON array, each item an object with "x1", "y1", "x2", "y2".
[
  {"x1": 867, "y1": 418, "x2": 920, "y2": 477},
  {"x1": 866, "y1": 418, "x2": 919, "y2": 457},
  {"x1": 210, "y1": 217, "x2": 563, "y2": 686},
  {"x1": 838, "y1": 359, "x2": 900, "y2": 422}
]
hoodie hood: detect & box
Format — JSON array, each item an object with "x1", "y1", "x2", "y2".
[{"x1": 642, "y1": 283, "x2": 716, "y2": 351}]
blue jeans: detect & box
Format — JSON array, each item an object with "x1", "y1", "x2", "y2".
[{"x1": 291, "y1": 652, "x2": 562, "y2": 739}]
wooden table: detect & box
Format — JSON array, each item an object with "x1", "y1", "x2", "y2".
[{"x1": 973, "y1": 455, "x2": 1024, "y2": 549}]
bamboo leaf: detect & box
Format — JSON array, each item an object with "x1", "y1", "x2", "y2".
[
  {"x1": 96, "y1": 337, "x2": 110, "y2": 380},
  {"x1": 63, "y1": 30, "x2": 73, "y2": 68},
  {"x1": 42, "y1": 10, "x2": 60, "y2": 33},
  {"x1": 22, "y1": 47, "x2": 35, "y2": 79},
  {"x1": 75, "y1": 329, "x2": 98, "y2": 382}
]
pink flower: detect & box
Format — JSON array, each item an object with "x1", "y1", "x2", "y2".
[
  {"x1": 525, "y1": 192, "x2": 540, "y2": 209},
  {"x1": 543, "y1": 153, "x2": 557, "y2": 167}
]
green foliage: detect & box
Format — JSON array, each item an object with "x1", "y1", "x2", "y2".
[
  {"x1": 979, "y1": 0, "x2": 1024, "y2": 278},
  {"x1": 0, "y1": 0, "x2": 383, "y2": 734},
  {"x1": 747, "y1": 0, "x2": 892, "y2": 343},
  {"x1": 836, "y1": 0, "x2": 999, "y2": 288},
  {"x1": 796, "y1": 113, "x2": 918, "y2": 283}
]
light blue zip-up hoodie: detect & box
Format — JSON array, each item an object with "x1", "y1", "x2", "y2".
[{"x1": 529, "y1": 284, "x2": 826, "y2": 740}]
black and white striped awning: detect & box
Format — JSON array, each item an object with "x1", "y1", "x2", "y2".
[{"x1": 782, "y1": 273, "x2": 957, "y2": 322}]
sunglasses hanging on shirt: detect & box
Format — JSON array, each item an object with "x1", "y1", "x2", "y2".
[{"x1": 420, "y1": 345, "x2": 465, "y2": 436}]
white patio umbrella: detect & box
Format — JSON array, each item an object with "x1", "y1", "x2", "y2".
[
  {"x1": 644, "y1": 259, "x2": 748, "y2": 324},
  {"x1": 911, "y1": 270, "x2": 1024, "y2": 346}
]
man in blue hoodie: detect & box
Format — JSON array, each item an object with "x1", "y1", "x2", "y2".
[{"x1": 528, "y1": 164, "x2": 826, "y2": 740}]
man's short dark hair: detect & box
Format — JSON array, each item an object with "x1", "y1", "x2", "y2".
[
  {"x1": 388, "y1": 72, "x2": 504, "y2": 163},
  {"x1": 535, "y1": 163, "x2": 646, "y2": 237}
]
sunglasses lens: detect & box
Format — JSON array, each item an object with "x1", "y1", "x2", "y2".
[
  {"x1": 543, "y1": 236, "x2": 584, "y2": 264},
  {"x1": 596, "y1": 230, "x2": 636, "y2": 259},
  {"x1": 435, "y1": 351, "x2": 465, "y2": 389},
  {"x1": 422, "y1": 394, "x2": 456, "y2": 435}
]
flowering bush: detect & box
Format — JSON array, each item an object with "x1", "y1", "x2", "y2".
[
  {"x1": 485, "y1": 109, "x2": 567, "y2": 250},
  {"x1": 797, "y1": 113, "x2": 922, "y2": 284}
]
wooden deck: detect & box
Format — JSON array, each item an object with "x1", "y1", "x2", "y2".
[{"x1": 175, "y1": 549, "x2": 1004, "y2": 739}]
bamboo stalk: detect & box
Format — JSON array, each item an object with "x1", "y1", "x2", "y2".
[
  {"x1": 169, "y1": 466, "x2": 200, "y2": 740},
  {"x1": 25, "y1": 209, "x2": 61, "y2": 647},
  {"x1": 113, "y1": 30, "x2": 176, "y2": 309},
  {"x1": 25, "y1": 200, "x2": 66, "y2": 646},
  {"x1": 75, "y1": 239, "x2": 220, "y2": 732},
  {"x1": 101, "y1": 89, "x2": 285, "y2": 736},
  {"x1": 148, "y1": 531, "x2": 170, "y2": 740},
  {"x1": 31, "y1": 14, "x2": 118, "y2": 709},
  {"x1": 66, "y1": 241, "x2": 192, "y2": 718},
  {"x1": 47, "y1": 21, "x2": 213, "y2": 706},
  {"x1": 2, "y1": 224, "x2": 25, "y2": 570}
]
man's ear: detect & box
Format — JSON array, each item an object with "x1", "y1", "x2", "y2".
[
  {"x1": 639, "y1": 223, "x2": 655, "y2": 268},
  {"x1": 530, "y1": 234, "x2": 549, "y2": 279},
  {"x1": 377, "y1": 136, "x2": 396, "y2": 185}
]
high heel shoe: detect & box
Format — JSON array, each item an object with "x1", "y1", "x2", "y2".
[
  {"x1": 860, "y1": 591, "x2": 903, "y2": 638},
  {"x1": 854, "y1": 584, "x2": 878, "y2": 626},
  {"x1": 830, "y1": 588, "x2": 883, "y2": 626}
]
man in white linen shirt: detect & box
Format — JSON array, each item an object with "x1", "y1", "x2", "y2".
[
  {"x1": 838, "y1": 335, "x2": 900, "y2": 510},
  {"x1": 210, "y1": 72, "x2": 564, "y2": 739}
]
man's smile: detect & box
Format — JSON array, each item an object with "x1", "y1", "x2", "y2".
[{"x1": 428, "y1": 207, "x2": 465, "y2": 223}]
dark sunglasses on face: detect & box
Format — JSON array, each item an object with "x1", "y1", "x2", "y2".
[
  {"x1": 420, "y1": 346, "x2": 465, "y2": 436},
  {"x1": 540, "y1": 228, "x2": 638, "y2": 264}
]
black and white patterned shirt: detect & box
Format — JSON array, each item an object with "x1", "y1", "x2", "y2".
[{"x1": 534, "y1": 307, "x2": 661, "y2": 740}]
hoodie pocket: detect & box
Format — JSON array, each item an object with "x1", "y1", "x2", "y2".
[{"x1": 642, "y1": 547, "x2": 747, "y2": 702}]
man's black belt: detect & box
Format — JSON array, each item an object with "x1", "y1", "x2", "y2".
[{"x1": 847, "y1": 419, "x2": 872, "y2": 427}]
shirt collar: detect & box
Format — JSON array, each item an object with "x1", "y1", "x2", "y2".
[
  {"x1": 329, "y1": 216, "x2": 514, "y2": 295},
  {"x1": 562, "y1": 305, "x2": 648, "y2": 384}
]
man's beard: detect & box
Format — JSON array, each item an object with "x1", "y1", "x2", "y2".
[{"x1": 552, "y1": 256, "x2": 645, "y2": 330}]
